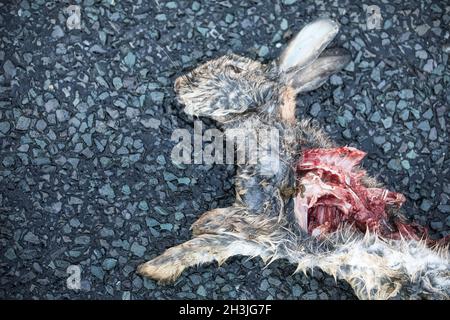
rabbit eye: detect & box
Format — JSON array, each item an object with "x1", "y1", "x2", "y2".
[{"x1": 226, "y1": 65, "x2": 243, "y2": 74}]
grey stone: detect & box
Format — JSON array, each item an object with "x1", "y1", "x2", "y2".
[
  {"x1": 399, "y1": 89, "x2": 414, "y2": 99},
  {"x1": 121, "y1": 185, "x2": 131, "y2": 195},
  {"x1": 190, "y1": 274, "x2": 202, "y2": 285},
  {"x1": 140, "y1": 117, "x2": 160, "y2": 129},
  {"x1": 166, "y1": 2, "x2": 177, "y2": 9},
  {"x1": 387, "y1": 159, "x2": 401, "y2": 171},
  {"x1": 430, "y1": 221, "x2": 443, "y2": 231},
  {"x1": 130, "y1": 242, "x2": 146, "y2": 257},
  {"x1": 415, "y1": 50, "x2": 428, "y2": 60},
  {"x1": 155, "y1": 14, "x2": 167, "y2": 21},
  {"x1": 45, "y1": 99, "x2": 59, "y2": 112},
  {"x1": 156, "y1": 155, "x2": 166, "y2": 165},
  {"x1": 420, "y1": 199, "x2": 432, "y2": 211},
  {"x1": 138, "y1": 201, "x2": 149, "y2": 211},
  {"x1": 99, "y1": 184, "x2": 115, "y2": 198},
  {"x1": 428, "y1": 127, "x2": 437, "y2": 140},
  {"x1": 258, "y1": 45, "x2": 269, "y2": 57},
  {"x1": 56, "y1": 109, "x2": 70, "y2": 122},
  {"x1": 423, "y1": 59, "x2": 435, "y2": 73},
  {"x1": 268, "y1": 277, "x2": 281, "y2": 286},
  {"x1": 91, "y1": 266, "x2": 104, "y2": 280},
  {"x1": 330, "y1": 75, "x2": 343, "y2": 86},
  {"x1": 369, "y1": 111, "x2": 381, "y2": 122},
  {"x1": 423, "y1": 109, "x2": 433, "y2": 120},
  {"x1": 303, "y1": 291, "x2": 318, "y2": 299},
  {"x1": 309, "y1": 103, "x2": 321, "y2": 117},
  {"x1": 196, "y1": 285, "x2": 207, "y2": 297},
  {"x1": 16, "y1": 116, "x2": 31, "y2": 130},
  {"x1": 3, "y1": 60, "x2": 16, "y2": 78},
  {"x1": 177, "y1": 177, "x2": 190, "y2": 185},
  {"x1": 415, "y1": 24, "x2": 430, "y2": 36},
  {"x1": 36, "y1": 119, "x2": 47, "y2": 131},
  {"x1": 397, "y1": 100, "x2": 408, "y2": 110},
  {"x1": 374, "y1": 136, "x2": 385, "y2": 145},
  {"x1": 24, "y1": 231, "x2": 39, "y2": 244},
  {"x1": 406, "y1": 150, "x2": 417, "y2": 159},
  {"x1": 342, "y1": 129, "x2": 352, "y2": 139},
  {"x1": 401, "y1": 160, "x2": 410, "y2": 170},
  {"x1": 75, "y1": 235, "x2": 91, "y2": 245},
  {"x1": 381, "y1": 117, "x2": 393, "y2": 129},
  {"x1": 370, "y1": 68, "x2": 381, "y2": 82},
  {"x1": 150, "y1": 91, "x2": 164, "y2": 104},
  {"x1": 191, "y1": 1, "x2": 200, "y2": 10},
  {"x1": 417, "y1": 120, "x2": 430, "y2": 131},
  {"x1": 292, "y1": 284, "x2": 303, "y2": 297},
  {"x1": 51, "y1": 25, "x2": 64, "y2": 39},
  {"x1": 225, "y1": 14, "x2": 234, "y2": 24},
  {"x1": 385, "y1": 101, "x2": 396, "y2": 114},
  {"x1": 0, "y1": 121, "x2": 11, "y2": 134},
  {"x1": 175, "y1": 212, "x2": 184, "y2": 221},
  {"x1": 123, "y1": 52, "x2": 136, "y2": 68},
  {"x1": 69, "y1": 218, "x2": 81, "y2": 228},
  {"x1": 102, "y1": 258, "x2": 118, "y2": 271},
  {"x1": 154, "y1": 206, "x2": 169, "y2": 216},
  {"x1": 113, "y1": 77, "x2": 123, "y2": 90},
  {"x1": 259, "y1": 279, "x2": 269, "y2": 291},
  {"x1": 5, "y1": 248, "x2": 16, "y2": 260},
  {"x1": 160, "y1": 223, "x2": 173, "y2": 231},
  {"x1": 163, "y1": 171, "x2": 177, "y2": 181},
  {"x1": 69, "y1": 197, "x2": 83, "y2": 205},
  {"x1": 399, "y1": 109, "x2": 409, "y2": 121}
]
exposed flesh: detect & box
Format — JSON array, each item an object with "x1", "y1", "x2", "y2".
[{"x1": 294, "y1": 147, "x2": 435, "y2": 241}]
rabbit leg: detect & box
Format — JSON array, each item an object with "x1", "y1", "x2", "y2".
[
  {"x1": 137, "y1": 233, "x2": 272, "y2": 283},
  {"x1": 191, "y1": 206, "x2": 280, "y2": 240},
  {"x1": 191, "y1": 206, "x2": 246, "y2": 236}
]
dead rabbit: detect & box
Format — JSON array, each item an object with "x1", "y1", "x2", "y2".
[{"x1": 138, "y1": 18, "x2": 449, "y2": 300}]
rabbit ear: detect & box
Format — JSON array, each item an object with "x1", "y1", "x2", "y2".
[
  {"x1": 287, "y1": 48, "x2": 351, "y2": 93},
  {"x1": 278, "y1": 18, "x2": 340, "y2": 72}
]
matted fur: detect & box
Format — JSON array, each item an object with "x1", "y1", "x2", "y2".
[{"x1": 138, "y1": 19, "x2": 449, "y2": 300}]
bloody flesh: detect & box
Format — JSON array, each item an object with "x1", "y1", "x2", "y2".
[{"x1": 294, "y1": 147, "x2": 430, "y2": 241}]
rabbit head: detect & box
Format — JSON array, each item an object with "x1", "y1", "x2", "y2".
[{"x1": 174, "y1": 18, "x2": 351, "y2": 122}]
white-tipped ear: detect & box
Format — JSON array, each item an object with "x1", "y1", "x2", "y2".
[
  {"x1": 288, "y1": 48, "x2": 351, "y2": 93},
  {"x1": 278, "y1": 18, "x2": 340, "y2": 72}
]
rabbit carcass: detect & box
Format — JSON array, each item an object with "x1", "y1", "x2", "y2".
[{"x1": 138, "y1": 19, "x2": 449, "y2": 300}]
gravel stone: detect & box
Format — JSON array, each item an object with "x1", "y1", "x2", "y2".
[
  {"x1": 196, "y1": 285, "x2": 207, "y2": 297},
  {"x1": 258, "y1": 45, "x2": 269, "y2": 57},
  {"x1": 140, "y1": 118, "x2": 161, "y2": 129},
  {"x1": 102, "y1": 258, "x2": 118, "y2": 271},
  {"x1": 16, "y1": 116, "x2": 31, "y2": 130},
  {"x1": 3, "y1": 60, "x2": 16, "y2": 78},
  {"x1": 309, "y1": 103, "x2": 321, "y2": 117},
  {"x1": 0, "y1": 122, "x2": 11, "y2": 134},
  {"x1": 417, "y1": 120, "x2": 430, "y2": 131},
  {"x1": 51, "y1": 25, "x2": 64, "y2": 39},
  {"x1": 130, "y1": 242, "x2": 146, "y2": 257},
  {"x1": 420, "y1": 200, "x2": 432, "y2": 211},
  {"x1": 99, "y1": 184, "x2": 115, "y2": 198}
]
